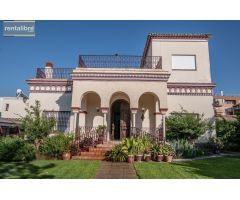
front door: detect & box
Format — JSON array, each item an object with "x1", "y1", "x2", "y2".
[{"x1": 111, "y1": 100, "x2": 130, "y2": 140}]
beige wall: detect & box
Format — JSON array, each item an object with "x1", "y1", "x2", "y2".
[
  {"x1": 72, "y1": 80, "x2": 167, "y2": 109},
  {"x1": 136, "y1": 93, "x2": 156, "y2": 129},
  {"x1": 0, "y1": 97, "x2": 28, "y2": 119},
  {"x1": 29, "y1": 93, "x2": 72, "y2": 111},
  {"x1": 151, "y1": 39, "x2": 212, "y2": 83},
  {"x1": 167, "y1": 95, "x2": 214, "y2": 118}
]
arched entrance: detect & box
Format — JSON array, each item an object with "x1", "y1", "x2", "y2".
[{"x1": 110, "y1": 99, "x2": 131, "y2": 140}]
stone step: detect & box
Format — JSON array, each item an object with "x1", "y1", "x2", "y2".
[
  {"x1": 89, "y1": 147, "x2": 112, "y2": 152},
  {"x1": 96, "y1": 144, "x2": 114, "y2": 148},
  {"x1": 81, "y1": 151, "x2": 106, "y2": 156},
  {"x1": 72, "y1": 155, "x2": 105, "y2": 160}
]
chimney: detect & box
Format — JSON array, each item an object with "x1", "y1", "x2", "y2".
[
  {"x1": 45, "y1": 61, "x2": 53, "y2": 79},
  {"x1": 220, "y1": 90, "x2": 224, "y2": 96},
  {"x1": 45, "y1": 62, "x2": 53, "y2": 68}
]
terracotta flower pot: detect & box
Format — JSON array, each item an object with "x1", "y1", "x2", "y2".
[
  {"x1": 145, "y1": 154, "x2": 151, "y2": 162},
  {"x1": 164, "y1": 155, "x2": 173, "y2": 163},
  {"x1": 62, "y1": 151, "x2": 71, "y2": 160},
  {"x1": 135, "y1": 155, "x2": 143, "y2": 162},
  {"x1": 128, "y1": 155, "x2": 134, "y2": 163},
  {"x1": 157, "y1": 154, "x2": 164, "y2": 162}
]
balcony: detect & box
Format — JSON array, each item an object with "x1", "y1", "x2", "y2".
[
  {"x1": 36, "y1": 55, "x2": 162, "y2": 79},
  {"x1": 78, "y1": 55, "x2": 162, "y2": 69}
]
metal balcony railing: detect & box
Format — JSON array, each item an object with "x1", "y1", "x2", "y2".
[
  {"x1": 36, "y1": 68, "x2": 74, "y2": 79},
  {"x1": 78, "y1": 55, "x2": 162, "y2": 69},
  {"x1": 35, "y1": 55, "x2": 162, "y2": 79}
]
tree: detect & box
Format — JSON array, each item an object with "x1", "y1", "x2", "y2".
[
  {"x1": 21, "y1": 100, "x2": 55, "y2": 146},
  {"x1": 166, "y1": 110, "x2": 211, "y2": 141}
]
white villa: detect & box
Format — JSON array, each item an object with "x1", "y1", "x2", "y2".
[{"x1": 25, "y1": 33, "x2": 215, "y2": 142}]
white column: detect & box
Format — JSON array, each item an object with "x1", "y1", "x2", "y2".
[
  {"x1": 155, "y1": 112, "x2": 161, "y2": 129},
  {"x1": 101, "y1": 108, "x2": 109, "y2": 141},
  {"x1": 71, "y1": 107, "x2": 80, "y2": 134},
  {"x1": 78, "y1": 111, "x2": 86, "y2": 128},
  {"x1": 160, "y1": 108, "x2": 168, "y2": 142},
  {"x1": 131, "y1": 108, "x2": 138, "y2": 135},
  {"x1": 162, "y1": 113, "x2": 166, "y2": 141},
  {"x1": 73, "y1": 111, "x2": 78, "y2": 133}
]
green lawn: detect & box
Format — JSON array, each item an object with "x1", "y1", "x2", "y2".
[
  {"x1": 134, "y1": 156, "x2": 240, "y2": 179},
  {"x1": 0, "y1": 160, "x2": 100, "y2": 179}
]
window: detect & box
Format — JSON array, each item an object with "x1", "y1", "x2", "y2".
[
  {"x1": 43, "y1": 111, "x2": 71, "y2": 132},
  {"x1": 5, "y1": 104, "x2": 9, "y2": 111},
  {"x1": 172, "y1": 55, "x2": 196, "y2": 70}
]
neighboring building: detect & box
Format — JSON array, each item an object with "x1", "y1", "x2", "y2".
[
  {"x1": 0, "y1": 91, "x2": 28, "y2": 135},
  {"x1": 0, "y1": 96, "x2": 28, "y2": 119},
  {"x1": 213, "y1": 92, "x2": 240, "y2": 117},
  {"x1": 26, "y1": 33, "x2": 216, "y2": 142}
]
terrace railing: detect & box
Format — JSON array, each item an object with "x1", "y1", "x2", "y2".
[
  {"x1": 36, "y1": 68, "x2": 74, "y2": 79},
  {"x1": 78, "y1": 55, "x2": 162, "y2": 69},
  {"x1": 35, "y1": 55, "x2": 162, "y2": 79}
]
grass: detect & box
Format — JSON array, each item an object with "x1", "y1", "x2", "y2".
[
  {"x1": 0, "y1": 160, "x2": 100, "y2": 179},
  {"x1": 134, "y1": 156, "x2": 240, "y2": 179}
]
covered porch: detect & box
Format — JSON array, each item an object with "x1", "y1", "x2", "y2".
[{"x1": 70, "y1": 67, "x2": 170, "y2": 142}]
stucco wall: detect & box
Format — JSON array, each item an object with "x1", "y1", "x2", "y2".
[
  {"x1": 84, "y1": 93, "x2": 103, "y2": 127},
  {"x1": 0, "y1": 97, "x2": 28, "y2": 119},
  {"x1": 72, "y1": 80, "x2": 168, "y2": 109},
  {"x1": 167, "y1": 95, "x2": 214, "y2": 118},
  {"x1": 29, "y1": 92, "x2": 72, "y2": 111},
  {"x1": 136, "y1": 93, "x2": 156, "y2": 129},
  {"x1": 151, "y1": 39, "x2": 212, "y2": 83}
]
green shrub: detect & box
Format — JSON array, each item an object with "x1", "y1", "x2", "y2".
[
  {"x1": 171, "y1": 139, "x2": 204, "y2": 158},
  {"x1": 39, "y1": 134, "x2": 72, "y2": 159},
  {"x1": 216, "y1": 117, "x2": 240, "y2": 151},
  {"x1": 166, "y1": 110, "x2": 211, "y2": 141},
  {"x1": 203, "y1": 137, "x2": 224, "y2": 153},
  {"x1": 106, "y1": 144, "x2": 128, "y2": 162},
  {"x1": 21, "y1": 100, "x2": 55, "y2": 144},
  {"x1": 0, "y1": 136, "x2": 36, "y2": 161}
]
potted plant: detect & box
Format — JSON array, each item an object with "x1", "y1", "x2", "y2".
[
  {"x1": 134, "y1": 138, "x2": 144, "y2": 162},
  {"x1": 157, "y1": 143, "x2": 164, "y2": 162},
  {"x1": 96, "y1": 125, "x2": 106, "y2": 144},
  {"x1": 151, "y1": 143, "x2": 164, "y2": 162},
  {"x1": 142, "y1": 135, "x2": 152, "y2": 162},
  {"x1": 123, "y1": 138, "x2": 135, "y2": 163},
  {"x1": 163, "y1": 144, "x2": 174, "y2": 163},
  {"x1": 62, "y1": 150, "x2": 71, "y2": 160}
]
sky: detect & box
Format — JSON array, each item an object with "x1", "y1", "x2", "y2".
[{"x1": 0, "y1": 20, "x2": 239, "y2": 96}]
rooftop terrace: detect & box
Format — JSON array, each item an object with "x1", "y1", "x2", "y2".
[{"x1": 36, "y1": 55, "x2": 162, "y2": 79}]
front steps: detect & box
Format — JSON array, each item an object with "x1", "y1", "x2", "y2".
[{"x1": 72, "y1": 141, "x2": 121, "y2": 160}]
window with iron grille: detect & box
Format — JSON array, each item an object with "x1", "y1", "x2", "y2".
[{"x1": 43, "y1": 111, "x2": 71, "y2": 133}]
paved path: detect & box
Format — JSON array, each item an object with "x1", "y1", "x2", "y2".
[{"x1": 95, "y1": 161, "x2": 138, "y2": 179}]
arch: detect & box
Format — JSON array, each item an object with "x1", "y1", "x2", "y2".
[
  {"x1": 80, "y1": 91, "x2": 101, "y2": 111},
  {"x1": 137, "y1": 92, "x2": 160, "y2": 111},
  {"x1": 136, "y1": 92, "x2": 160, "y2": 132},
  {"x1": 80, "y1": 91, "x2": 102, "y2": 127},
  {"x1": 109, "y1": 91, "x2": 130, "y2": 106}
]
